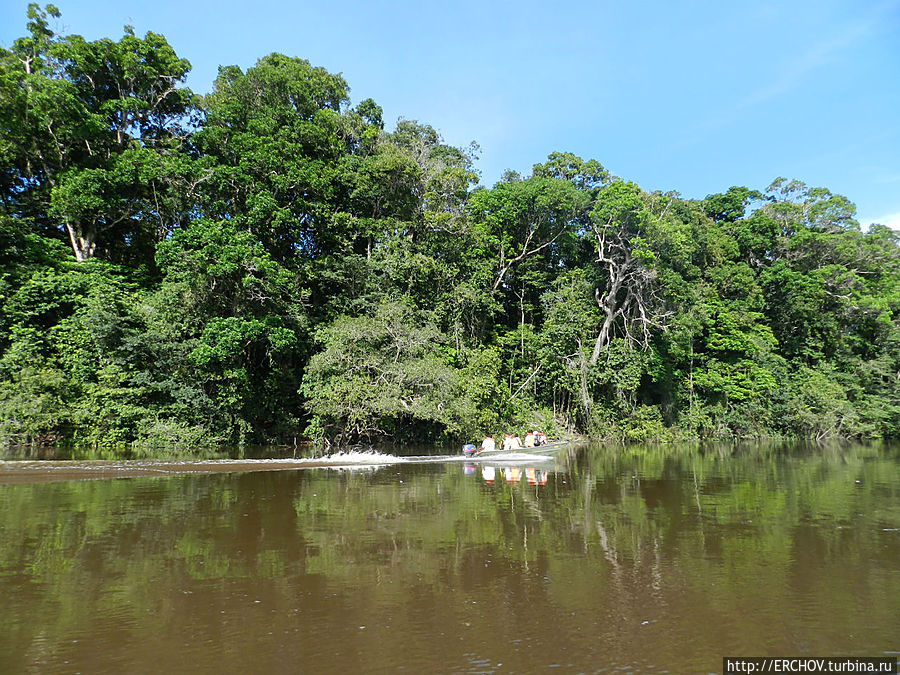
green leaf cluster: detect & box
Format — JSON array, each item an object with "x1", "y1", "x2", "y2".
[{"x1": 1, "y1": 5, "x2": 898, "y2": 451}]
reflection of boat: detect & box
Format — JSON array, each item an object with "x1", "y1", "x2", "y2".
[
  {"x1": 462, "y1": 462, "x2": 548, "y2": 485},
  {"x1": 462, "y1": 440, "x2": 572, "y2": 458}
]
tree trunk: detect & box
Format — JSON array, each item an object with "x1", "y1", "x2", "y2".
[
  {"x1": 65, "y1": 222, "x2": 97, "y2": 262},
  {"x1": 576, "y1": 339, "x2": 593, "y2": 417},
  {"x1": 590, "y1": 271, "x2": 624, "y2": 365}
]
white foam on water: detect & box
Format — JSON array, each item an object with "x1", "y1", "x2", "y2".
[
  {"x1": 152, "y1": 451, "x2": 410, "y2": 468},
  {"x1": 2, "y1": 451, "x2": 411, "y2": 473},
  {"x1": 312, "y1": 450, "x2": 410, "y2": 467}
]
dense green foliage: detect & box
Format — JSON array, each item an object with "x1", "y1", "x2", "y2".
[{"x1": 2, "y1": 5, "x2": 898, "y2": 450}]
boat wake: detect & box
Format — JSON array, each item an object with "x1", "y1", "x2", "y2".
[
  {"x1": 295, "y1": 450, "x2": 411, "y2": 468},
  {"x1": 0, "y1": 453, "x2": 411, "y2": 483},
  {"x1": 0, "y1": 449, "x2": 559, "y2": 484}
]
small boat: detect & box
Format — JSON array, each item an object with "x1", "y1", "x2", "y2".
[{"x1": 462, "y1": 440, "x2": 571, "y2": 458}]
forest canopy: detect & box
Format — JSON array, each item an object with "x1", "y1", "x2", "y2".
[{"x1": 2, "y1": 4, "x2": 898, "y2": 451}]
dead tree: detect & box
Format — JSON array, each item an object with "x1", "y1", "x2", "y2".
[{"x1": 588, "y1": 185, "x2": 671, "y2": 365}]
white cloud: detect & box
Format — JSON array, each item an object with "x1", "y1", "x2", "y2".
[
  {"x1": 674, "y1": 2, "x2": 896, "y2": 150},
  {"x1": 736, "y1": 17, "x2": 873, "y2": 111},
  {"x1": 860, "y1": 212, "x2": 900, "y2": 231}
]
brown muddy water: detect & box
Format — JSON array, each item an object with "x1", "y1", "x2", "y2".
[{"x1": 0, "y1": 443, "x2": 898, "y2": 674}]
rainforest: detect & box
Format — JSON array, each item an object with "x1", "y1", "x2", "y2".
[{"x1": 2, "y1": 4, "x2": 898, "y2": 452}]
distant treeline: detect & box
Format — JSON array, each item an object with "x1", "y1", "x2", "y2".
[{"x1": 1, "y1": 4, "x2": 898, "y2": 451}]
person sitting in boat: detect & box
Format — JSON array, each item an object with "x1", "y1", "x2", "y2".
[
  {"x1": 536, "y1": 431, "x2": 547, "y2": 446},
  {"x1": 481, "y1": 435, "x2": 496, "y2": 453},
  {"x1": 509, "y1": 434, "x2": 522, "y2": 450},
  {"x1": 502, "y1": 434, "x2": 513, "y2": 451},
  {"x1": 462, "y1": 443, "x2": 478, "y2": 457},
  {"x1": 524, "y1": 431, "x2": 535, "y2": 448}
]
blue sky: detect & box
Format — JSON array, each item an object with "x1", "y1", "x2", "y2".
[{"x1": 3, "y1": 0, "x2": 899, "y2": 228}]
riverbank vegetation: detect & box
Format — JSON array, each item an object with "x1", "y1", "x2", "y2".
[{"x1": 2, "y1": 5, "x2": 898, "y2": 451}]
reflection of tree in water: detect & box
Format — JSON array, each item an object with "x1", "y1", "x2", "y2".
[{"x1": 0, "y1": 443, "x2": 898, "y2": 671}]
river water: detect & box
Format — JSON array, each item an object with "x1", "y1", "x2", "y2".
[{"x1": 0, "y1": 443, "x2": 898, "y2": 674}]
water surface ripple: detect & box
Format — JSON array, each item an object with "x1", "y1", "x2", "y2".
[{"x1": 1, "y1": 443, "x2": 897, "y2": 673}]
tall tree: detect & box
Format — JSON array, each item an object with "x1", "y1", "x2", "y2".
[
  {"x1": 0, "y1": 4, "x2": 194, "y2": 263},
  {"x1": 587, "y1": 181, "x2": 673, "y2": 363},
  {"x1": 193, "y1": 54, "x2": 353, "y2": 262}
]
